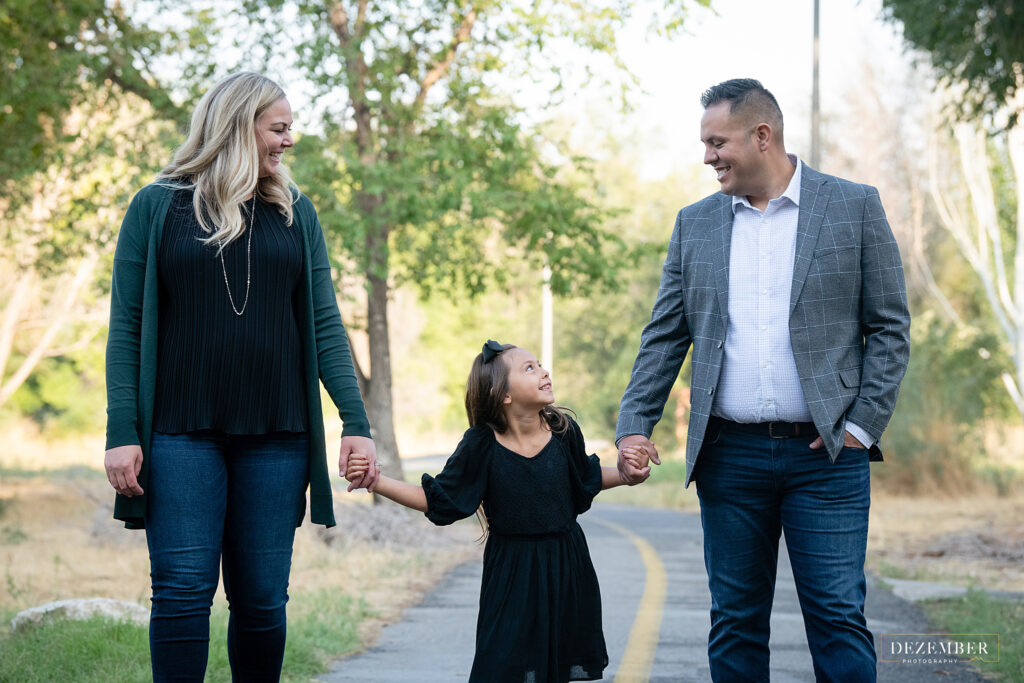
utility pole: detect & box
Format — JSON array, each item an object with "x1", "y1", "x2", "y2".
[
  {"x1": 811, "y1": 0, "x2": 821, "y2": 168},
  {"x1": 542, "y1": 263, "x2": 553, "y2": 371}
]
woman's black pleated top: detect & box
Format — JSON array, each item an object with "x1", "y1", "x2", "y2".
[{"x1": 153, "y1": 188, "x2": 308, "y2": 434}]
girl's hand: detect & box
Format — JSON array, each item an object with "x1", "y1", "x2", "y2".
[
  {"x1": 620, "y1": 445, "x2": 650, "y2": 469},
  {"x1": 339, "y1": 435, "x2": 380, "y2": 492},
  {"x1": 345, "y1": 456, "x2": 370, "y2": 485},
  {"x1": 616, "y1": 444, "x2": 651, "y2": 486},
  {"x1": 616, "y1": 435, "x2": 660, "y2": 487}
]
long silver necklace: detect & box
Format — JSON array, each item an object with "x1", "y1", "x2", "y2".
[{"x1": 220, "y1": 195, "x2": 256, "y2": 316}]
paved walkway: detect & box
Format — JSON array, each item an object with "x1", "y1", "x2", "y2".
[{"x1": 320, "y1": 503, "x2": 992, "y2": 682}]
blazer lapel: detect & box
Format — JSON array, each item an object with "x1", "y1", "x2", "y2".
[
  {"x1": 711, "y1": 194, "x2": 733, "y2": 321},
  {"x1": 790, "y1": 167, "x2": 831, "y2": 313}
]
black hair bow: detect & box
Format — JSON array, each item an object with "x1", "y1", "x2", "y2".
[{"x1": 481, "y1": 339, "x2": 504, "y2": 363}]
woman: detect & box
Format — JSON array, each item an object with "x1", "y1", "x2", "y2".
[{"x1": 103, "y1": 72, "x2": 379, "y2": 682}]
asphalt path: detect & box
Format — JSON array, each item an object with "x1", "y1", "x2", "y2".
[{"x1": 320, "y1": 503, "x2": 990, "y2": 682}]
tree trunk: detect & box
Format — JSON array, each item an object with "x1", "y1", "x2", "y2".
[
  {"x1": 328, "y1": 0, "x2": 475, "y2": 480},
  {"x1": 363, "y1": 212, "x2": 404, "y2": 480},
  {"x1": 1007, "y1": 117, "x2": 1024, "y2": 417},
  {"x1": 0, "y1": 269, "x2": 36, "y2": 387},
  {"x1": 0, "y1": 251, "x2": 99, "y2": 408}
]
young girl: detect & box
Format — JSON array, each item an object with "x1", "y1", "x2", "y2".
[{"x1": 346, "y1": 340, "x2": 649, "y2": 682}]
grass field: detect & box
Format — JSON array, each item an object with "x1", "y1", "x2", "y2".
[
  {"x1": 0, "y1": 591, "x2": 370, "y2": 682},
  {"x1": 922, "y1": 590, "x2": 1024, "y2": 682}
]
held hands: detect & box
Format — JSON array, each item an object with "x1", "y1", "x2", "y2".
[
  {"x1": 104, "y1": 445, "x2": 144, "y2": 497},
  {"x1": 617, "y1": 434, "x2": 660, "y2": 486},
  {"x1": 344, "y1": 455, "x2": 375, "y2": 486},
  {"x1": 618, "y1": 446, "x2": 652, "y2": 486},
  {"x1": 339, "y1": 435, "x2": 380, "y2": 492}
]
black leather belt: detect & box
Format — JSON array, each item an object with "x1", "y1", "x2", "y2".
[{"x1": 710, "y1": 416, "x2": 818, "y2": 439}]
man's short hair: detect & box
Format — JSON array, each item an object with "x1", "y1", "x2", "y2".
[{"x1": 700, "y1": 78, "x2": 784, "y2": 135}]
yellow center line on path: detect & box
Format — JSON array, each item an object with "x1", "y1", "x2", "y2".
[{"x1": 591, "y1": 517, "x2": 667, "y2": 683}]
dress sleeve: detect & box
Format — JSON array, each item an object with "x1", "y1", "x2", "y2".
[
  {"x1": 422, "y1": 426, "x2": 493, "y2": 526},
  {"x1": 563, "y1": 417, "x2": 603, "y2": 514}
]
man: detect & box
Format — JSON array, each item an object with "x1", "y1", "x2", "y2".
[{"x1": 616, "y1": 79, "x2": 910, "y2": 681}]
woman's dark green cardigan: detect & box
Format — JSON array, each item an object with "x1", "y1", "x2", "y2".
[{"x1": 105, "y1": 183, "x2": 371, "y2": 529}]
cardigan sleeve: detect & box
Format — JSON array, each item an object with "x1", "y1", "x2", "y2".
[
  {"x1": 104, "y1": 189, "x2": 151, "y2": 450},
  {"x1": 300, "y1": 194, "x2": 372, "y2": 438}
]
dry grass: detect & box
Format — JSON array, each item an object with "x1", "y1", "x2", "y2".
[
  {"x1": 0, "y1": 420, "x2": 107, "y2": 471},
  {"x1": 0, "y1": 474, "x2": 153, "y2": 611},
  {"x1": 868, "y1": 489, "x2": 1024, "y2": 591},
  {"x1": 0, "y1": 421, "x2": 481, "y2": 653},
  {"x1": 0, "y1": 472, "x2": 480, "y2": 621}
]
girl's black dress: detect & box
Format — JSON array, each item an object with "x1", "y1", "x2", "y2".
[{"x1": 422, "y1": 417, "x2": 609, "y2": 683}]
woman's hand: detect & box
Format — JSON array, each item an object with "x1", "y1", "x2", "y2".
[
  {"x1": 105, "y1": 445, "x2": 144, "y2": 497},
  {"x1": 339, "y1": 435, "x2": 380, "y2": 492}
]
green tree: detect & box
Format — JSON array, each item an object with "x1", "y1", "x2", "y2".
[
  {"x1": 0, "y1": 1, "x2": 194, "y2": 421},
  {"x1": 881, "y1": 0, "x2": 1024, "y2": 124},
  {"x1": 545, "y1": 133, "x2": 713, "y2": 448},
  {"x1": 0, "y1": 0, "x2": 186, "y2": 184},
  {"x1": 879, "y1": 310, "x2": 1013, "y2": 491},
  {"x1": 823, "y1": 58, "x2": 1018, "y2": 485},
  {"x1": 388, "y1": 129, "x2": 714, "y2": 456},
  {"x1": 169, "y1": 0, "x2": 710, "y2": 476},
  {"x1": 882, "y1": 0, "x2": 1024, "y2": 419},
  {"x1": 0, "y1": 87, "x2": 175, "y2": 413}
]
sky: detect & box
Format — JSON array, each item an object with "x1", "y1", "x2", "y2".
[
  {"x1": 173, "y1": 0, "x2": 922, "y2": 183},
  {"x1": 565, "y1": 0, "x2": 916, "y2": 179}
]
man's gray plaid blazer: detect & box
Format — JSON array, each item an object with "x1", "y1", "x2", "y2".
[{"x1": 615, "y1": 164, "x2": 911, "y2": 485}]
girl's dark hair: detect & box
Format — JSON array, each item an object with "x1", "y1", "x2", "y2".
[{"x1": 464, "y1": 343, "x2": 570, "y2": 434}]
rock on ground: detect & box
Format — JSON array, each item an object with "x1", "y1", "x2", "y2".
[{"x1": 10, "y1": 597, "x2": 149, "y2": 632}]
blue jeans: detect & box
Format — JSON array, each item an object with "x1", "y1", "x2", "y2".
[
  {"x1": 146, "y1": 431, "x2": 309, "y2": 682},
  {"x1": 694, "y1": 425, "x2": 875, "y2": 682}
]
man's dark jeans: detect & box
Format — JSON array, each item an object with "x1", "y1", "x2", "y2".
[
  {"x1": 146, "y1": 430, "x2": 309, "y2": 682},
  {"x1": 694, "y1": 424, "x2": 876, "y2": 682}
]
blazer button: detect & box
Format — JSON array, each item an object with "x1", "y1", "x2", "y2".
[
  {"x1": 716, "y1": 341, "x2": 723, "y2": 348},
  {"x1": 708, "y1": 387, "x2": 714, "y2": 395}
]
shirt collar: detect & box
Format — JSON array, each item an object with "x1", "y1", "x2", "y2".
[{"x1": 731, "y1": 154, "x2": 802, "y2": 214}]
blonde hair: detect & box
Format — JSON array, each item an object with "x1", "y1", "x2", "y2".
[{"x1": 156, "y1": 72, "x2": 297, "y2": 248}]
